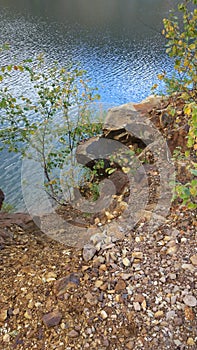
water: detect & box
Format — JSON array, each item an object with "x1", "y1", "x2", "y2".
[{"x1": 0, "y1": 0, "x2": 178, "y2": 210}]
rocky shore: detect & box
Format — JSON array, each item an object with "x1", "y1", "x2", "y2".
[{"x1": 0, "y1": 95, "x2": 196, "y2": 349}]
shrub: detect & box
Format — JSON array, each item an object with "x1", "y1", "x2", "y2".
[
  {"x1": 0, "y1": 53, "x2": 102, "y2": 204},
  {"x1": 156, "y1": 0, "x2": 197, "y2": 209}
]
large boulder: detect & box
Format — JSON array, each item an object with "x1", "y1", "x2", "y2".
[
  {"x1": 76, "y1": 95, "x2": 189, "y2": 164},
  {"x1": 76, "y1": 96, "x2": 165, "y2": 167}
]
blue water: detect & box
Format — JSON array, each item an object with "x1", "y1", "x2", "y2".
[{"x1": 0, "y1": 0, "x2": 178, "y2": 209}]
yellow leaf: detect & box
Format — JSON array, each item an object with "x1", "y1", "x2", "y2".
[
  {"x1": 49, "y1": 179, "x2": 57, "y2": 185},
  {"x1": 158, "y1": 74, "x2": 164, "y2": 80},
  {"x1": 184, "y1": 59, "x2": 189, "y2": 67},
  {"x1": 189, "y1": 43, "x2": 195, "y2": 50},
  {"x1": 122, "y1": 167, "x2": 130, "y2": 174},
  {"x1": 184, "y1": 105, "x2": 191, "y2": 115}
]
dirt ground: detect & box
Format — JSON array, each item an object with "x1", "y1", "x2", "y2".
[{"x1": 0, "y1": 201, "x2": 196, "y2": 350}]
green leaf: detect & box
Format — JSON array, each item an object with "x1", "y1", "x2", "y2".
[{"x1": 190, "y1": 169, "x2": 197, "y2": 176}]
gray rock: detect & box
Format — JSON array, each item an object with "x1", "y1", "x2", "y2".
[
  {"x1": 183, "y1": 295, "x2": 197, "y2": 307},
  {"x1": 83, "y1": 244, "x2": 97, "y2": 262},
  {"x1": 169, "y1": 273, "x2": 177, "y2": 280},
  {"x1": 90, "y1": 232, "x2": 107, "y2": 245},
  {"x1": 166, "y1": 310, "x2": 176, "y2": 320}
]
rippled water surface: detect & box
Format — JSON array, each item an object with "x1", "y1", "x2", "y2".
[{"x1": 0, "y1": 0, "x2": 178, "y2": 209}]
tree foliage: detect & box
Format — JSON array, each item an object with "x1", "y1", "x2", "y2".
[{"x1": 158, "y1": 0, "x2": 197, "y2": 208}]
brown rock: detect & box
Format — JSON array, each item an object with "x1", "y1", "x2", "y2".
[
  {"x1": 166, "y1": 245, "x2": 178, "y2": 256},
  {"x1": 0, "y1": 212, "x2": 39, "y2": 231},
  {"x1": 53, "y1": 273, "x2": 80, "y2": 296},
  {"x1": 108, "y1": 170, "x2": 129, "y2": 195},
  {"x1": 173, "y1": 317, "x2": 183, "y2": 326},
  {"x1": 133, "y1": 95, "x2": 163, "y2": 114},
  {"x1": 42, "y1": 310, "x2": 62, "y2": 327},
  {"x1": 115, "y1": 279, "x2": 126, "y2": 292},
  {"x1": 126, "y1": 340, "x2": 135, "y2": 349},
  {"x1": 0, "y1": 308, "x2": 8, "y2": 321},
  {"x1": 132, "y1": 251, "x2": 143, "y2": 260},
  {"x1": 67, "y1": 329, "x2": 79, "y2": 338},
  {"x1": 154, "y1": 310, "x2": 164, "y2": 319},
  {"x1": 0, "y1": 228, "x2": 13, "y2": 245},
  {"x1": 184, "y1": 306, "x2": 195, "y2": 321},
  {"x1": 190, "y1": 255, "x2": 197, "y2": 266},
  {"x1": 85, "y1": 292, "x2": 98, "y2": 305},
  {"x1": 134, "y1": 294, "x2": 145, "y2": 303}
]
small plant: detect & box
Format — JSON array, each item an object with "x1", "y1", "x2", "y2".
[{"x1": 1, "y1": 202, "x2": 15, "y2": 213}]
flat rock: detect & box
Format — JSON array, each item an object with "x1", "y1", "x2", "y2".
[
  {"x1": 67, "y1": 330, "x2": 79, "y2": 338},
  {"x1": 76, "y1": 136, "x2": 123, "y2": 166},
  {"x1": 53, "y1": 273, "x2": 80, "y2": 296},
  {"x1": 83, "y1": 244, "x2": 97, "y2": 262},
  {"x1": 115, "y1": 279, "x2": 126, "y2": 291},
  {"x1": 42, "y1": 310, "x2": 62, "y2": 327},
  {"x1": 85, "y1": 291, "x2": 98, "y2": 305}
]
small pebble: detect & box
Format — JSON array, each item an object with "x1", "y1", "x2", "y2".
[
  {"x1": 132, "y1": 252, "x2": 143, "y2": 259},
  {"x1": 3, "y1": 334, "x2": 10, "y2": 343},
  {"x1": 190, "y1": 255, "x2": 197, "y2": 266},
  {"x1": 115, "y1": 279, "x2": 126, "y2": 291},
  {"x1": 166, "y1": 310, "x2": 176, "y2": 320},
  {"x1": 173, "y1": 317, "x2": 183, "y2": 326},
  {"x1": 174, "y1": 339, "x2": 182, "y2": 347},
  {"x1": 100, "y1": 310, "x2": 108, "y2": 319},
  {"x1": 122, "y1": 257, "x2": 131, "y2": 267},
  {"x1": 68, "y1": 330, "x2": 79, "y2": 338},
  {"x1": 95, "y1": 280, "x2": 104, "y2": 288},
  {"x1": 85, "y1": 292, "x2": 98, "y2": 306},
  {"x1": 24, "y1": 310, "x2": 32, "y2": 319},
  {"x1": 154, "y1": 310, "x2": 164, "y2": 318},
  {"x1": 187, "y1": 337, "x2": 195, "y2": 346},
  {"x1": 160, "y1": 277, "x2": 166, "y2": 283},
  {"x1": 133, "y1": 302, "x2": 141, "y2": 311},
  {"x1": 0, "y1": 308, "x2": 7, "y2": 322},
  {"x1": 183, "y1": 295, "x2": 197, "y2": 307},
  {"x1": 182, "y1": 263, "x2": 195, "y2": 272},
  {"x1": 169, "y1": 273, "x2": 176, "y2": 280}
]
